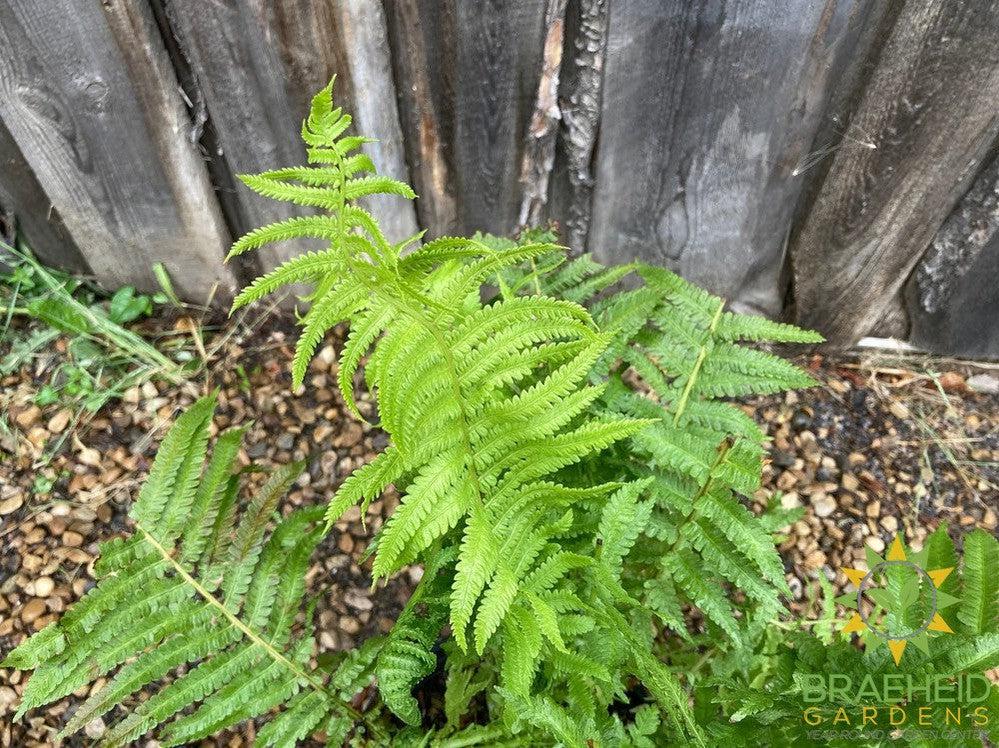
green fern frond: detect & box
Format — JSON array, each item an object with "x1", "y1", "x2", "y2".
[
  {"x1": 493, "y1": 239, "x2": 818, "y2": 644},
  {"x1": 2, "y1": 395, "x2": 371, "y2": 746},
  {"x1": 715, "y1": 310, "x2": 825, "y2": 343},
  {"x1": 598, "y1": 479, "x2": 654, "y2": 577},
  {"x1": 227, "y1": 85, "x2": 690, "y2": 743},
  {"x1": 230, "y1": 249, "x2": 347, "y2": 310},
  {"x1": 376, "y1": 552, "x2": 454, "y2": 725},
  {"x1": 958, "y1": 529, "x2": 999, "y2": 634},
  {"x1": 227, "y1": 216, "x2": 345, "y2": 259}
]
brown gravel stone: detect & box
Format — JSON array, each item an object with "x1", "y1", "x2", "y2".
[
  {"x1": 337, "y1": 533, "x2": 355, "y2": 553},
  {"x1": 83, "y1": 717, "x2": 107, "y2": 739},
  {"x1": 333, "y1": 421, "x2": 363, "y2": 448},
  {"x1": 77, "y1": 446, "x2": 101, "y2": 467},
  {"x1": 340, "y1": 616, "x2": 361, "y2": 634},
  {"x1": 20, "y1": 599, "x2": 46, "y2": 624},
  {"x1": 14, "y1": 405, "x2": 41, "y2": 429},
  {"x1": 30, "y1": 577, "x2": 54, "y2": 597},
  {"x1": 810, "y1": 493, "x2": 836, "y2": 518},
  {"x1": 0, "y1": 494, "x2": 23, "y2": 514},
  {"x1": 345, "y1": 589, "x2": 374, "y2": 611},
  {"x1": 46, "y1": 408, "x2": 72, "y2": 434},
  {"x1": 0, "y1": 685, "x2": 18, "y2": 714}
]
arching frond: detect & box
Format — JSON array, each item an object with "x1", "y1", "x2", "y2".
[
  {"x1": 497, "y1": 240, "x2": 820, "y2": 644},
  {"x1": 2, "y1": 395, "x2": 372, "y2": 746}
]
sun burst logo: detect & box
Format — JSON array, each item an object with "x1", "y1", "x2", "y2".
[{"x1": 838, "y1": 533, "x2": 958, "y2": 665}]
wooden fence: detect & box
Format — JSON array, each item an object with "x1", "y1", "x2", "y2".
[{"x1": 0, "y1": 0, "x2": 997, "y2": 357}]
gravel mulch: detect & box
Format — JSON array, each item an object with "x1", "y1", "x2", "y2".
[{"x1": 1, "y1": 315, "x2": 996, "y2": 746}]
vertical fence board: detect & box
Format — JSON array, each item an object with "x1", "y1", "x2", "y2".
[
  {"x1": 156, "y1": 0, "x2": 311, "y2": 275},
  {"x1": 517, "y1": 0, "x2": 569, "y2": 229},
  {"x1": 588, "y1": 0, "x2": 870, "y2": 315},
  {"x1": 331, "y1": 0, "x2": 419, "y2": 244},
  {"x1": 0, "y1": 0, "x2": 233, "y2": 301},
  {"x1": 549, "y1": 0, "x2": 608, "y2": 252},
  {"x1": 0, "y1": 117, "x2": 87, "y2": 272},
  {"x1": 160, "y1": 0, "x2": 417, "y2": 268},
  {"x1": 453, "y1": 0, "x2": 549, "y2": 234},
  {"x1": 905, "y1": 235, "x2": 999, "y2": 359},
  {"x1": 386, "y1": 0, "x2": 550, "y2": 237},
  {"x1": 905, "y1": 152, "x2": 999, "y2": 358},
  {"x1": 383, "y1": 0, "x2": 460, "y2": 237},
  {"x1": 792, "y1": 1, "x2": 999, "y2": 345}
]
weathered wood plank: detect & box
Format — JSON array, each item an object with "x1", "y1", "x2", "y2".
[
  {"x1": 588, "y1": 0, "x2": 874, "y2": 316},
  {"x1": 453, "y1": 0, "x2": 550, "y2": 234},
  {"x1": 906, "y1": 234, "x2": 999, "y2": 359},
  {"x1": 383, "y1": 0, "x2": 459, "y2": 237},
  {"x1": 0, "y1": 117, "x2": 87, "y2": 272},
  {"x1": 517, "y1": 0, "x2": 569, "y2": 229},
  {"x1": 156, "y1": 0, "x2": 310, "y2": 275},
  {"x1": 159, "y1": 0, "x2": 417, "y2": 264},
  {"x1": 330, "y1": 0, "x2": 419, "y2": 244},
  {"x1": 387, "y1": 0, "x2": 551, "y2": 237},
  {"x1": 792, "y1": 1, "x2": 999, "y2": 345},
  {"x1": 905, "y1": 151, "x2": 999, "y2": 358},
  {"x1": 786, "y1": 1, "x2": 900, "y2": 227},
  {"x1": 0, "y1": 0, "x2": 233, "y2": 302}
]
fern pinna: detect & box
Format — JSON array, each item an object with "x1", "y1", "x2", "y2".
[
  {"x1": 226, "y1": 82, "x2": 704, "y2": 743},
  {"x1": 497, "y1": 240, "x2": 822, "y2": 643},
  {"x1": 2, "y1": 394, "x2": 384, "y2": 746}
]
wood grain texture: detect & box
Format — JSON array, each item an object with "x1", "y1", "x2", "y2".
[
  {"x1": 517, "y1": 0, "x2": 568, "y2": 229},
  {"x1": 588, "y1": 0, "x2": 872, "y2": 315},
  {"x1": 785, "y1": 1, "x2": 900, "y2": 230},
  {"x1": 0, "y1": 117, "x2": 87, "y2": 272},
  {"x1": 781, "y1": 1, "x2": 901, "y2": 332},
  {"x1": 904, "y1": 151, "x2": 999, "y2": 357},
  {"x1": 911, "y1": 151, "x2": 999, "y2": 317},
  {"x1": 383, "y1": 0, "x2": 459, "y2": 237},
  {"x1": 270, "y1": 0, "x2": 418, "y2": 244},
  {"x1": 157, "y1": 0, "x2": 311, "y2": 275},
  {"x1": 453, "y1": 0, "x2": 549, "y2": 234},
  {"x1": 387, "y1": 0, "x2": 550, "y2": 237},
  {"x1": 793, "y1": 1, "x2": 999, "y2": 345},
  {"x1": 160, "y1": 0, "x2": 416, "y2": 265},
  {"x1": 0, "y1": 0, "x2": 233, "y2": 302},
  {"x1": 905, "y1": 233, "x2": 999, "y2": 359}
]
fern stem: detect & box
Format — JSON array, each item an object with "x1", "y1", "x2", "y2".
[
  {"x1": 363, "y1": 274, "x2": 490, "y2": 515},
  {"x1": 661, "y1": 438, "x2": 732, "y2": 556},
  {"x1": 529, "y1": 257, "x2": 543, "y2": 296},
  {"x1": 671, "y1": 298, "x2": 724, "y2": 426},
  {"x1": 415, "y1": 313, "x2": 488, "y2": 507},
  {"x1": 136, "y1": 524, "x2": 382, "y2": 737}
]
